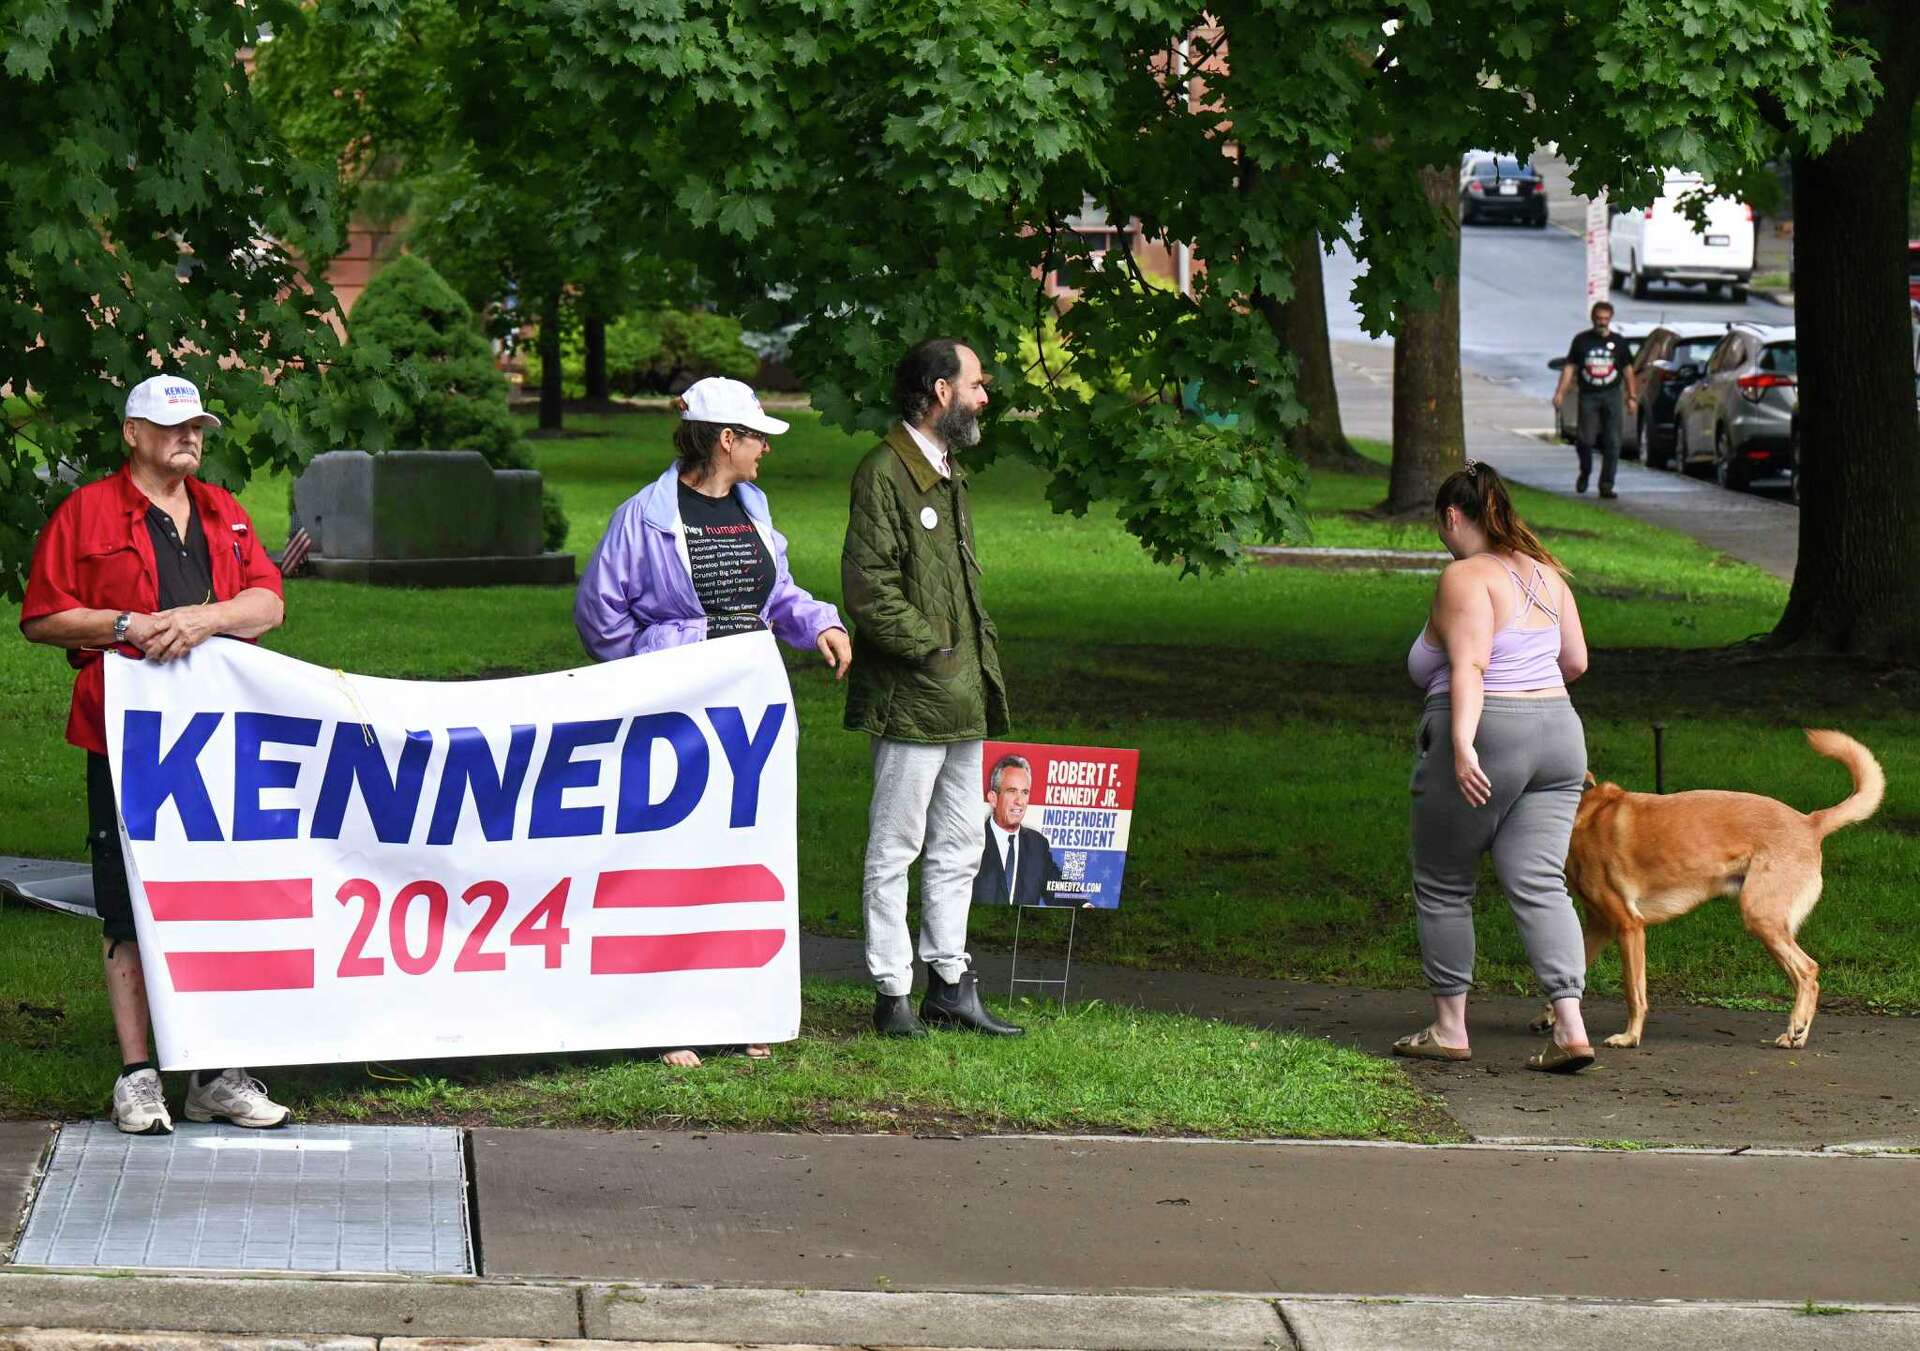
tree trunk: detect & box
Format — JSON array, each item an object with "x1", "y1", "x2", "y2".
[
  {"x1": 1273, "y1": 233, "x2": 1376, "y2": 473},
  {"x1": 1384, "y1": 163, "x2": 1465, "y2": 513},
  {"x1": 1772, "y1": 1, "x2": 1920, "y2": 658},
  {"x1": 538, "y1": 287, "x2": 565, "y2": 432},
  {"x1": 583, "y1": 308, "x2": 609, "y2": 401},
  {"x1": 1243, "y1": 155, "x2": 1374, "y2": 475}
]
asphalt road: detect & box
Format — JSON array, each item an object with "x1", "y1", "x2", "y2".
[{"x1": 1323, "y1": 220, "x2": 1781, "y2": 398}]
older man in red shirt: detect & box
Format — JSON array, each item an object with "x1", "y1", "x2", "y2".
[{"x1": 21, "y1": 375, "x2": 292, "y2": 1134}]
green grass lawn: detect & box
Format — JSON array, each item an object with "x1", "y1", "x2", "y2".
[
  {"x1": 3, "y1": 409, "x2": 1916, "y2": 1030},
  {"x1": 0, "y1": 943, "x2": 1451, "y2": 1138}
]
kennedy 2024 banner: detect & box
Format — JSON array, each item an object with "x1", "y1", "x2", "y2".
[
  {"x1": 977, "y1": 741, "x2": 1139, "y2": 909},
  {"x1": 104, "y1": 634, "x2": 800, "y2": 1070}
]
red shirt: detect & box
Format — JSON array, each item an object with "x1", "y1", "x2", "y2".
[{"x1": 20, "y1": 464, "x2": 284, "y2": 755}]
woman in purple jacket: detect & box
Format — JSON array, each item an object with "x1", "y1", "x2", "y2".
[
  {"x1": 575, "y1": 377, "x2": 851, "y2": 669},
  {"x1": 575, "y1": 376, "x2": 850, "y2": 1066}
]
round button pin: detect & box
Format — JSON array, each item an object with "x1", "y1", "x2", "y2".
[{"x1": 920, "y1": 506, "x2": 938, "y2": 530}]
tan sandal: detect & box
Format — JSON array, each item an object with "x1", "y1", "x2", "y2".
[
  {"x1": 1391, "y1": 1026, "x2": 1472, "y2": 1062},
  {"x1": 1526, "y1": 1039, "x2": 1596, "y2": 1074}
]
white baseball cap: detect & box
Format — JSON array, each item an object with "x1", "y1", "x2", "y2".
[
  {"x1": 123, "y1": 375, "x2": 222, "y2": 428},
  {"x1": 680, "y1": 377, "x2": 787, "y2": 436}
]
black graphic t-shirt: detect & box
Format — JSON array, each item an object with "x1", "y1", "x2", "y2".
[
  {"x1": 1566, "y1": 329, "x2": 1632, "y2": 393},
  {"x1": 678, "y1": 481, "x2": 775, "y2": 638}
]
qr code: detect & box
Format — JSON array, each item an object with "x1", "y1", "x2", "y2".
[{"x1": 1061, "y1": 852, "x2": 1088, "y2": 881}]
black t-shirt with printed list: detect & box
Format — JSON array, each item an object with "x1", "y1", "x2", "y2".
[
  {"x1": 1565, "y1": 329, "x2": 1632, "y2": 394},
  {"x1": 678, "y1": 480, "x2": 775, "y2": 638}
]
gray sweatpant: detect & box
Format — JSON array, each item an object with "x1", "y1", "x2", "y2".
[
  {"x1": 1409, "y1": 694, "x2": 1587, "y2": 1000},
  {"x1": 861, "y1": 737, "x2": 983, "y2": 996}
]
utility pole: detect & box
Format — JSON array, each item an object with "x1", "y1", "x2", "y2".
[{"x1": 1585, "y1": 190, "x2": 1610, "y2": 306}]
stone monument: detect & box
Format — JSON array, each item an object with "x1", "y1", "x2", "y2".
[{"x1": 291, "y1": 450, "x2": 575, "y2": 586}]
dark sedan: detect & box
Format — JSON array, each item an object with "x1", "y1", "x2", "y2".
[{"x1": 1460, "y1": 154, "x2": 1548, "y2": 228}]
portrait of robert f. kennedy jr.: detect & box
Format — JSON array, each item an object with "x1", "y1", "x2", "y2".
[{"x1": 973, "y1": 754, "x2": 1065, "y2": 906}]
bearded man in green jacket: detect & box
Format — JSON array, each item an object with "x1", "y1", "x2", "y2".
[{"x1": 841, "y1": 337, "x2": 1022, "y2": 1039}]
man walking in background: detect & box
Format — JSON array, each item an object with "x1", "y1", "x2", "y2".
[
  {"x1": 1553, "y1": 301, "x2": 1638, "y2": 498},
  {"x1": 841, "y1": 337, "x2": 1023, "y2": 1039}
]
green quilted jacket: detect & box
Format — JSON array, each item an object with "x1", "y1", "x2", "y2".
[{"x1": 841, "y1": 424, "x2": 1010, "y2": 743}]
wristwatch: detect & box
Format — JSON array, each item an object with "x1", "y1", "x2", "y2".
[{"x1": 112, "y1": 612, "x2": 131, "y2": 645}]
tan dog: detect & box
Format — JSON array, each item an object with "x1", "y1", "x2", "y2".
[{"x1": 1536, "y1": 729, "x2": 1884, "y2": 1050}]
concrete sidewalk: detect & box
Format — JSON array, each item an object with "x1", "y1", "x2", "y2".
[
  {"x1": 462, "y1": 1129, "x2": 1920, "y2": 1303},
  {"x1": 7, "y1": 1119, "x2": 1918, "y2": 1320},
  {"x1": 8, "y1": 1104, "x2": 1919, "y2": 1345},
  {"x1": 7, "y1": 1016, "x2": 1918, "y2": 1350},
  {"x1": 4, "y1": 1277, "x2": 1918, "y2": 1349},
  {"x1": 1329, "y1": 340, "x2": 1799, "y2": 583}
]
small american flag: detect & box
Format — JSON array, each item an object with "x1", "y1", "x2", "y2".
[{"x1": 279, "y1": 527, "x2": 313, "y2": 576}]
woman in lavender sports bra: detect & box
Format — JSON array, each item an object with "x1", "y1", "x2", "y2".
[{"x1": 1395, "y1": 462, "x2": 1597, "y2": 1073}]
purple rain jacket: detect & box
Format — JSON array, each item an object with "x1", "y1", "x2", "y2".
[{"x1": 574, "y1": 464, "x2": 843, "y2": 661}]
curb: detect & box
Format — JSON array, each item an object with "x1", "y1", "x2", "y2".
[
  {"x1": 0, "y1": 1273, "x2": 1279, "y2": 1349},
  {"x1": 976, "y1": 1132, "x2": 1920, "y2": 1159},
  {"x1": 5, "y1": 1271, "x2": 1920, "y2": 1349},
  {"x1": 1283, "y1": 1295, "x2": 1920, "y2": 1350},
  {"x1": 0, "y1": 1272, "x2": 579, "y2": 1342}
]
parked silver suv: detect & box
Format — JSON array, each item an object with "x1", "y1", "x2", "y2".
[{"x1": 1671, "y1": 322, "x2": 1796, "y2": 492}]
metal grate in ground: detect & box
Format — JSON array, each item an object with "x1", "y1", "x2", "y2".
[{"x1": 12, "y1": 1120, "x2": 470, "y2": 1274}]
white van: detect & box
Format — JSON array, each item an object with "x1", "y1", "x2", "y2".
[{"x1": 1608, "y1": 172, "x2": 1755, "y2": 301}]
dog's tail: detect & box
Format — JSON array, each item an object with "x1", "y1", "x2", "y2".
[{"x1": 1803, "y1": 730, "x2": 1885, "y2": 839}]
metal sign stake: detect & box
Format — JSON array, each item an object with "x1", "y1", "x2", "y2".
[{"x1": 1007, "y1": 904, "x2": 1079, "y2": 1007}]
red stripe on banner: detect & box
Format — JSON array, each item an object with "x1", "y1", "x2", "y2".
[
  {"x1": 166, "y1": 949, "x2": 316, "y2": 992},
  {"x1": 146, "y1": 879, "x2": 313, "y2": 922},
  {"x1": 589, "y1": 929, "x2": 786, "y2": 975},
  {"x1": 592, "y1": 866, "x2": 785, "y2": 908}
]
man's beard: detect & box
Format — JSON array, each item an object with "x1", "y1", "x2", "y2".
[{"x1": 933, "y1": 401, "x2": 981, "y2": 448}]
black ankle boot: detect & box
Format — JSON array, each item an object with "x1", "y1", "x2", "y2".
[
  {"x1": 873, "y1": 992, "x2": 928, "y2": 1038},
  {"x1": 921, "y1": 969, "x2": 1024, "y2": 1036}
]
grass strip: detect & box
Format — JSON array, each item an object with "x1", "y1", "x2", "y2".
[{"x1": 0, "y1": 940, "x2": 1453, "y2": 1141}]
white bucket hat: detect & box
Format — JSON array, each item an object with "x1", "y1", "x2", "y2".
[
  {"x1": 680, "y1": 377, "x2": 787, "y2": 436},
  {"x1": 124, "y1": 375, "x2": 222, "y2": 428}
]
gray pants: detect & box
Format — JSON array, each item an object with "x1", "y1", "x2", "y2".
[
  {"x1": 1409, "y1": 694, "x2": 1587, "y2": 1000},
  {"x1": 1575, "y1": 389, "x2": 1625, "y2": 491},
  {"x1": 861, "y1": 737, "x2": 983, "y2": 996}
]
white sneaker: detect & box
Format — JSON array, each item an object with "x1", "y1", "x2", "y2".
[
  {"x1": 111, "y1": 1068, "x2": 173, "y2": 1135},
  {"x1": 183, "y1": 1069, "x2": 290, "y2": 1128}
]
